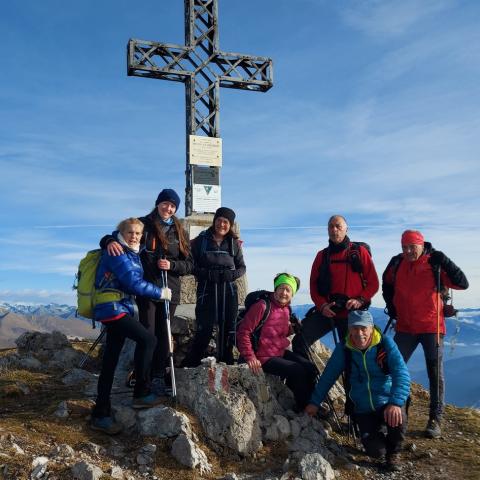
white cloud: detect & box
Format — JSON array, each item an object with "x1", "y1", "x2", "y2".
[{"x1": 340, "y1": 0, "x2": 455, "y2": 37}]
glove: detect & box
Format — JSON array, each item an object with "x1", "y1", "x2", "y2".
[
  {"x1": 159, "y1": 288, "x2": 172, "y2": 302},
  {"x1": 223, "y1": 269, "x2": 235, "y2": 282},
  {"x1": 429, "y1": 250, "x2": 447, "y2": 267},
  {"x1": 208, "y1": 270, "x2": 223, "y2": 283}
]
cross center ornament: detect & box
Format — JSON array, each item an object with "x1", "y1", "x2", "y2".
[{"x1": 127, "y1": 0, "x2": 273, "y2": 216}]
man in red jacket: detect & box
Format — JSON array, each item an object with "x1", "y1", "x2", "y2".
[
  {"x1": 382, "y1": 230, "x2": 469, "y2": 439},
  {"x1": 292, "y1": 215, "x2": 379, "y2": 357}
]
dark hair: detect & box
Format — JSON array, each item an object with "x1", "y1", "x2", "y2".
[{"x1": 149, "y1": 208, "x2": 190, "y2": 257}]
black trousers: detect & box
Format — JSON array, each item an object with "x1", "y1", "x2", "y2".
[
  {"x1": 182, "y1": 282, "x2": 237, "y2": 367},
  {"x1": 262, "y1": 350, "x2": 318, "y2": 410},
  {"x1": 354, "y1": 404, "x2": 408, "y2": 458},
  {"x1": 292, "y1": 310, "x2": 348, "y2": 359},
  {"x1": 137, "y1": 297, "x2": 177, "y2": 378},
  {"x1": 93, "y1": 314, "x2": 157, "y2": 418},
  {"x1": 394, "y1": 331, "x2": 445, "y2": 419}
]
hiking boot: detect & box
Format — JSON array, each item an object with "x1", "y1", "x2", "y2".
[
  {"x1": 90, "y1": 416, "x2": 122, "y2": 435},
  {"x1": 384, "y1": 452, "x2": 401, "y2": 472},
  {"x1": 132, "y1": 393, "x2": 164, "y2": 409},
  {"x1": 425, "y1": 418, "x2": 441, "y2": 438}
]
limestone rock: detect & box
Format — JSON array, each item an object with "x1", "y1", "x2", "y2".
[
  {"x1": 112, "y1": 405, "x2": 137, "y2": 430},
  {"x1": 110, "y1": 464, "x2": 124, "y2": 479},
  {"x1": 54, "y1": 400, "x2": 70, "y2": 418},
  {"x1": 71, "y1": 460, "x2": 104, "y2": 480},
  {"x1": 176, "y1": 364, "x2": 262, "y2": 455},
  {"x1": 16, "y1": 331, "x2": 70, "y2": 356},
  {"x1": 31, "y1": 456, "x2": 49, "y2": 479},
  {"x1": 298, "y1": 453, "x2": 335, "y2": 480},
  {"x1": 137, "y1": 406, "x2": 191, "y2": 438},
  {"x1": 171, "y1": 433, "x2": 212, "y2": 474},
  {"x1": 50, "y1": 443, "x2": 75, "y2": 459},
  {"x1": 62, "y1": 368, "x2": 96, "y2": 386}
]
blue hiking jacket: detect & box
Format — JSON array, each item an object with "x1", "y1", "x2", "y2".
[
  {"x1": 94, "y1": 244, "x2": 162, "y2": 322},
  {"x1": 309, "y1": 327, "x2": 410, "y2": 414}
]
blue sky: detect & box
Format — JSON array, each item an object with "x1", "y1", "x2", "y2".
[{"x1": 1, "y1": 0, "x2": 479, "y2": 307}]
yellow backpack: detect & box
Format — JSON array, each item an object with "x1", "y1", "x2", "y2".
[{"x1": 73, "y1": 249, "x2": 124, "y2": 320}]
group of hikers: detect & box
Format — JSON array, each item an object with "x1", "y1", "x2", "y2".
[{"x1": 89, "y1": 188, "x2": 469, "y2": 472}]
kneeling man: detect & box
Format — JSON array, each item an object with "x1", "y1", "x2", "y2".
[{"x1": 305, "y1": 310, "x2": 410, "y2": 471}]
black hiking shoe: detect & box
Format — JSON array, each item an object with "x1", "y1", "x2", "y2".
[
  {"x1": 425, "y1": 418, "x2": 441, "y2": 438},
  {"x1": 90, "y1": 416, "x2": 123, "y2": 435},
  {"x1": 384, "y1": 452, "x2": 401, "y2": 472}
]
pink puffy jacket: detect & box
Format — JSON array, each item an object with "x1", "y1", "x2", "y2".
[{"x1": 237, "y1": 294, "x2": 292, "y2": 364}]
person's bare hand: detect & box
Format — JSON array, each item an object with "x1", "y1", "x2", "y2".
[
  {"x1": 157, "y1": 258, "x2": 171, "y2": 270},
  {"x1": 247, "y1": 359, "x2": 262, "y2": 375},
  {"x1": 346, "y1": 298, "x2": 363, "y2": 310},
  {"x1": 107, "y1": 241, "x2": 123, "y2": 256},
  {"x1": 321, "y1": 302, "x2": 336, "y2": 318},
  {"x1": 384, "y1": 404, "x2": 403, "y2": 427}
]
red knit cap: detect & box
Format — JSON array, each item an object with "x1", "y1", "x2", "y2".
[{"x1": 401, "y1": 230, "x2": 424, "y2": 245}]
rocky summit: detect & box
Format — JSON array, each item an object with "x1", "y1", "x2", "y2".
[{"x1": 0, "y1": 308, "x2": 480, "y2": 479}]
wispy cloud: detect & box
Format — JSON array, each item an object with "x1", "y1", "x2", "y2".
[{"x1": 340, "y1": 0, "x2": 455, "y2": 37}]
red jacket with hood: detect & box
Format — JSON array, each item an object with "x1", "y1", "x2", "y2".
[{"x1": 383, "y1": 248, "x2": 468, "y2": 335}]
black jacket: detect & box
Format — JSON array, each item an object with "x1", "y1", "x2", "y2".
[
  {"x1": 100, "y1": 212, "x2": 193, "y2": 304},
  {"x1": 191, "y1": 227, "x2": 246, "y2": 295}
]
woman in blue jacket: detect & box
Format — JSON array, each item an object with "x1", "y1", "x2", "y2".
[
  {"x1": 305, "y1": 310, "x2": 410, "y2": 472},
  {"x1": 91, "y1": 217, "x2": 172, "y2": 434}
]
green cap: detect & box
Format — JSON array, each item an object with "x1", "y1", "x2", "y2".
[{"x1": 274, "y1": 273, "x2": 298, "y2": 295}]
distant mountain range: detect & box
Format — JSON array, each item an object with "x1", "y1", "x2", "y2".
[
  {"x1": 1, "y1": 301, "x2": 478, "y2": 409},
  {"x1": 292, "y1": 304, "x2": 480, "y2": 409},
  {"x1": 0, "y1": 302, "x2": 95, "y2": 348}
]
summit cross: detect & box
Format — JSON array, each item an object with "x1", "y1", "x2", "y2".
[{"x1": 127, "y1": 0, "x2": 273, "y2": 216}]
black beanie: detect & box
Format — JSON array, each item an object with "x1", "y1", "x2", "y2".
[
  {"x1": 155, "y1": 189, "x2": 181, "y2": 210},
  {"x1": 213, "y1": 207, "x2": 236, "y2": 226}
]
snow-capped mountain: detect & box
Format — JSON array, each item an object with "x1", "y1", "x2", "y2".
[{"x1": 0, "y1": 302, "x2": 94, "y2": 348}]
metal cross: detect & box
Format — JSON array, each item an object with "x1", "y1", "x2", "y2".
[{"x1": 127, "y1": 0, "x2": 273, "y2": 216}]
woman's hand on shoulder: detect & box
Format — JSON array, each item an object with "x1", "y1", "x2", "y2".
[
  {"x1": 107, "y1": 241, "x2": 124, "y2": 256},
  {"x1": 247, "y1": 358, "x2": 262, "y2": 375}
]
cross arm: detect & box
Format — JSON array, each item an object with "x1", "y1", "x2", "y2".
[
  {"x1": 214, "y1": 50, "x2": 273, "y2": 92},
  {"x1": 127, "y1": 38, "x2": 194, "y2": 82}
]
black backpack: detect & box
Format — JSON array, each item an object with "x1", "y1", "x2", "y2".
[
  {"x1": 317, "y1": 242, "x2": 372, "y2": 297},
  {"x1": 235, "y1": 290, "x2": 272, "y2": 353},
  {"x1": 382, "y1": 243, "x2": 458, "y2": 319}
]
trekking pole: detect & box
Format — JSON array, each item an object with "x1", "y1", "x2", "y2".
[
  {"x1": 294, "y1": 325, "x2": 342, "y2": 432},
  {"x1": 161, "y1": 262, "x2": 176, "y2": 400},
  {"x1": 78, "y1": 328, "x2": 106, "y2": 369},
  {"x1": 221, "y1": 279, "x2": 227, "y2": 362},
  {"x1": 435, "y1": 265, "x2": 441, "y2": 415},
  {"x1": 328, "y1": 313, "x2": 359, "y2": 443},
  {"x1": 213, "y1": 280, "x2": 221, "y2": 362},
  {"x1": 383, "y1": 316, "x2": 395, "y2": 335}
]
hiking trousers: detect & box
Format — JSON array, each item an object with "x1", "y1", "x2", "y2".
[
  {"x1": 354, "y1": 404, "x2": 408, "y2": 458},
  {"x1": 93, "y1": 314, "x2": 157, "y2": 418},
  {"x1": 262, "y1": 350, "x2": 318, "y2": 410},
  {"x1": 292, "y1": 310, "x2": 348, "y2": 359},
  {"x1": 182, "y1": 281, "x2": 237, "y2": 367},
  {"x1": 394, "y1": 332, "x2": 445, "y2": 420},
  {"x1": 137, "y1": 297, "x2": 177, "y2": 378}
]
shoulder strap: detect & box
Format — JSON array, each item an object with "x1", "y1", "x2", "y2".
[{"x1": 376, "y1": 338, "x2": 390, "y2": 375}]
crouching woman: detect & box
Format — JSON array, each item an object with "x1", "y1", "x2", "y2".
[
  {"x1": 237, "y1": 273, "x2": 317, "y2": 411},
  {"x1": 91, "y1": 217, "x2": 172, "y2": 434}
]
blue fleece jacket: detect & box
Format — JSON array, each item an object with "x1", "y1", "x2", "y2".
[{"x1": 309, "y1": 327, "x2": 410, "y2": 414}]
